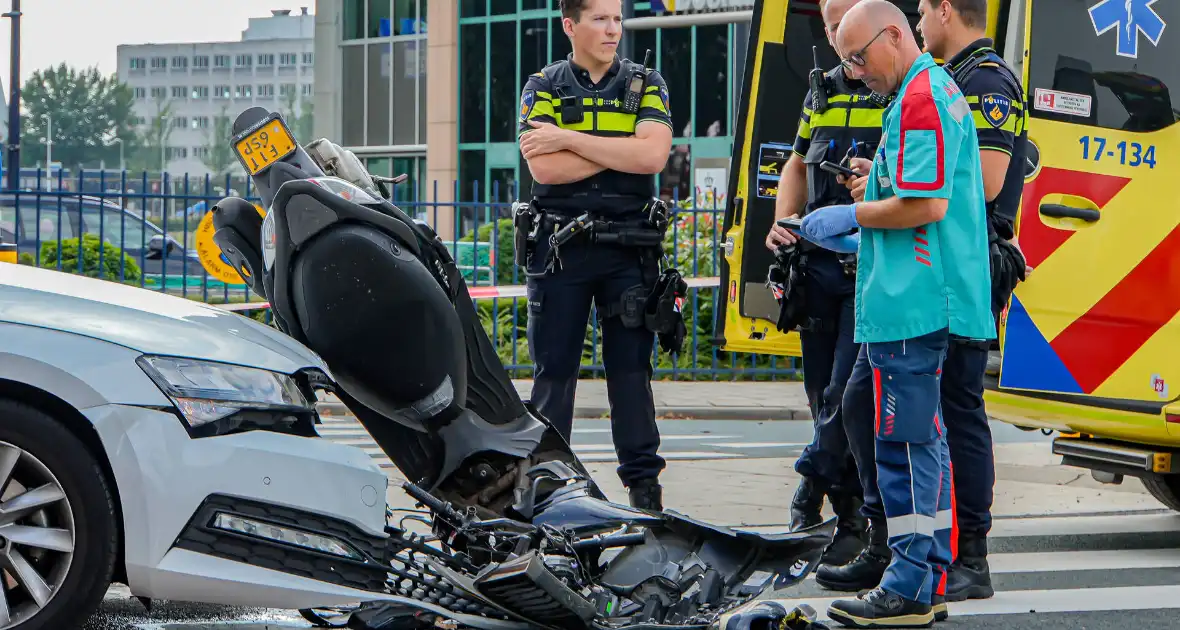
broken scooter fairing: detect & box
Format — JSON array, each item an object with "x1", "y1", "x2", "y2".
[{"x1": 209, "y1": 107, "x2": 834, "y2": 630}]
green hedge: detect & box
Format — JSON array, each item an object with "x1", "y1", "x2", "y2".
[{"x1": 22, "y1": 234, "x2": 142, "y2": 284}]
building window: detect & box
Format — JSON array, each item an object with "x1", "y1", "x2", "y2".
[
  {"x1": 279, "y1": 83, "x2": 297, "y2": 97},
  {"x1": 193, "y1": 55, "x2": 210, "y2": 69},
  {"x1": 171, "y1": 86, "x2": 187, "y2": 99},
  {"x1": 214, "y1": 55, "x2": 231, "y2": 68},
  {"x1": 460, "y1": 0, "x2": 486, "y2": 18},
  {"x1": 459, "y1": 23, "x2": 486, "y2": 144},
  {"x1": 167, "y1": 147, "x2": 188, "y2": 159},
  {"x1": 172, "y1": 117, "x2": 189, "y2": 129},
  {"x1": 280, "y1": 53, "x2": 298, "y2": 66},
  {"x1": 235, "y1": 54, "x2": 253, "y2": 68},
  {"x1": 192, "y1": 117, "x2": 210, "y2": 129},
  {"x1": 151, "y1": 57, "x2": 167, "y2": 69},
  {"x1": 341, "y1": 45, "x2": 365, "y2": 145},
  {"x1": 696, "y1": 24, "x2": 729, "y2": 137},
  {"x1": 301, "y1": 83, "x2": 313, "y2": 96},
  {"x1": 191, "y1": 86, "x2": 209, "y2": 99},
  {"x1": 366, "y1": 43, "x2": 392, "y2": 146},
  {"x1": 235, "y1": 85, "x2": 253, "y2": 98},
  {"x1": 171, "y1": 56, "x2": 189, "y2": 69},
  {"x1": 488, "y1": 21, "x2": 516, "y2": 143},
  {"x1": 133, "y1": 87, "x2": 146, "y2": 99},
  {"x1": 258, "y1": 53, "x2": 276, "y2": 67},
  {"x1": 193, "y1": 146, "x2": 209, "y2": 159},
  {"x1": 302, "y1": 52, "x2": 314, "y2": 65},
  {"x1": 214, "y1": 85, "x2": 231, "y2": 99},
  {"x1": 343, "y1": 0, "x2": 365, "y2": 40},
  {"x1": 150, "y1": 87, "x2": 166, "y2": 99},
  {"x1": 258, "y1": 84, "x2": 275, "y2": 98},
  {"x1": 129, "y1": 57, "x2": 146, "y2": 70}
]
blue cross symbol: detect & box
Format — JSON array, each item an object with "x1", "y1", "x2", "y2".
[{"x1": 1089, "y1": 0, "x2": 1166, "y2": 59}]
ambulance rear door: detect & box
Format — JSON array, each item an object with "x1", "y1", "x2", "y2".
[
  {"x1": 992, "y1": 0, "x2": 1180, "y2": 435},
  {"x1": 715, "y1": 0, "x2": 920, "y2": 357}
]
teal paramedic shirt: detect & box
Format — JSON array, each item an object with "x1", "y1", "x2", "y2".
[{"x1": 854, "y1": 52, "x2": 995, "y2": 344}]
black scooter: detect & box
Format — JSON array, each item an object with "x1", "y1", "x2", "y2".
[{"x1": 209, "y1": 107, "x2": 834, "y2": 630}]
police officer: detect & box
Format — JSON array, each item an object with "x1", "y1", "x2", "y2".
[
  {"x1": 915, "y1": 0, "x2": 1031, "y2": 603},
  {"x1": 515, "y1": 0, "x2": 677, "y2": 511},
  {"x1": 765, "y1": 0, "x2": 885, "y2": 568}
]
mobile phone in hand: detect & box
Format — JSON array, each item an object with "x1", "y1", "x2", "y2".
[
  {"x1": 820, "y1": 160, "x2": 858, "y2": 179},
  {"x1": 777, "y1": 217, "x2": 803, "y2": 232}
]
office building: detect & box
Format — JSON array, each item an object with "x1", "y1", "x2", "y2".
[
  {"x1": 313, "y1": 0, "x2": 752, "y2": 238},
  {"x1": 117, "y1": 8, "x2": 316, "y2": 178}
]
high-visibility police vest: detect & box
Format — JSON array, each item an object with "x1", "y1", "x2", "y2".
[
  {"x1": 797, "y1": 67, "x2": 888, "y2": 216},
  {"x1": 528, "y1": 59, "x2": 659, "y2": 216}
]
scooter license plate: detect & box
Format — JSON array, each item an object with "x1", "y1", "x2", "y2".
[{"x1": 234, "y1": 117, "x2": 297, "y2": 175}]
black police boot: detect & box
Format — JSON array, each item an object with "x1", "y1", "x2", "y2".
[
  {"x1": 790, "y1": 476, "x2": 827, "y2": 531},
  {"x1": 945, "y1": 533, "x2": 993, "y2": 602},
  {"x1": 820, "y1": 492, "x2": 868, "y2": 567},
  {"x1": 628, "y1": 478, "x2": 663, "y2": 512},
  {"x1": 815, "y1": 518, "x2": 890, "y2": 592},
  {"x1": 827, "y1": 587, "x2": 934, "y2": 628}
]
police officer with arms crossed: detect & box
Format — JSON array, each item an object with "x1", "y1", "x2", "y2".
[
  {"x1": 515, "y1": 0, "x2": 677, "y2": 511},
  {"x1": 914, "y1": 0, "x2": 1031, "y2": 603},
  {"x1": 765, "y1": 0, "x2": 884, "y2": 568},
  {"x1": 795, "y1": 0, "x2": 996, "y2": 625}
]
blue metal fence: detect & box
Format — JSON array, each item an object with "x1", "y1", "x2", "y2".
[{"x1": 0, "y1": 168, "x2": 800, "y2": 381}]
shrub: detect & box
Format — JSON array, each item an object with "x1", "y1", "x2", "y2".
[
  {"x1": 38, "y1": 233, "x2": 142, "y2": 284},
  {"x1": 459, "y1": 218, "x2": 517, "y2": 286}
]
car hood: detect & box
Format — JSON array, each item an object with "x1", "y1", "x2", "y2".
[{"x1": 0, "y1": 264, "x2": 330, "y2": 376}]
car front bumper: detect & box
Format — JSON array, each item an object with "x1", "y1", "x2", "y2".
[{"x1": 85, "y1": 403, "x2": 393, "y2": 610}]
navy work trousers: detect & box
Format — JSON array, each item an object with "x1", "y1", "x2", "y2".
[
  {"x1": 524, "y1": 232, "x2": 666, "y2": 487},
  {"x1": 847, "y1": 328, "x2": 954, "y2": 603},
  {"x1": 941, "y1": 335, "x2": 994, "y2": 540},
  {"x1": 795, "y1": 254, "x2": 861, "y2": 492}
]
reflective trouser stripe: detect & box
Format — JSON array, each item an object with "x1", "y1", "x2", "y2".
[{"x1": 886, "y1": 509, "x2": 953, "y2": 538}]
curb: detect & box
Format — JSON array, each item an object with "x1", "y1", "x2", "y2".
[{"x1": 315, "y1": 402, "x2": 810, "y2": 422}]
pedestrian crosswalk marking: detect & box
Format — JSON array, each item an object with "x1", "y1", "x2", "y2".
[{"x1": 700, "y1": 441, "x2": 808, "y2": 448}]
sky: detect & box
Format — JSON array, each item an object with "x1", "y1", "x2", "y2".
[{"x1": 0, "y1": 1, "x2": 317, "y2": 90}]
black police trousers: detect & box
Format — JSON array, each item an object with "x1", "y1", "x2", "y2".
[
  {"x1": 795, "y1": 255, "x2": 861, "y2": 493},
  {"x1": 843, "y1": 315, "x2": 998, "y2": 537},
  {"x1": 524, "y1": 229, "x2": 666, "y2": 487}
]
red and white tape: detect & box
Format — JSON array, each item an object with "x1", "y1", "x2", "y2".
[{"x1": 216, "y1": 276, "x2": 722, "y2": 312}]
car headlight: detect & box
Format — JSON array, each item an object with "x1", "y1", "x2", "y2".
[{"x1": 136, "y1": 355, "x2": 311, "y2": 430}]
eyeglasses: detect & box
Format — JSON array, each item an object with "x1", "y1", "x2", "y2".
[{"x1": 840, "y1": 27, "x2": 888, "y2": 69}]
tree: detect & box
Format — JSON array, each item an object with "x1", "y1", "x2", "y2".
[
  {"x1": 126, "y1": 96, "x2": 172, "y2": 173},
  {"x1": 19, "y1": 63, "x2": 138, "y2": 170},
  {"x1": 281, "y1": 90, "x2": 315, "y2": 143},
  {"x1": 200, "y1": 104, "x2": 237, "y2": 177}
]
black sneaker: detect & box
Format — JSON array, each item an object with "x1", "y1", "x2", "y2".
[
  {"x1": 932, "y1": 593, "x2": 948, "y2": 622},
  {"x1": 827, "y1": 587, "x2": 934, "y2": 628},
  {"x1": 627, "y1": 478, "x2": 663, "y2": 511}
]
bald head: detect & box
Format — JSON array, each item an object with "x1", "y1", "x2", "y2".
[
  {"x1": 835, "y1": 0, "x2": 923, "y2": 95},
  {"x1": 820, "y1": 0, "x2": 864, "y2": 35}
]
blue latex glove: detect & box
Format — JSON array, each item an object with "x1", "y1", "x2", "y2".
[
  {"x1": 815, "y1": 232, "x2": 860, "y2": 254},
  {"x1": 799, "y1": 203, "x2": 860, "y2": 242}
]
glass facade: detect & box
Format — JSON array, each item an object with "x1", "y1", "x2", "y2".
[
  {"x1": 457, "y1": 1, "x2": 749, "y2": 206},
  {"x1": 340, "y1": 0, "x2": 429, "y2": 201}
]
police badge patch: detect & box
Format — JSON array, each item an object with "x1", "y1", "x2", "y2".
[
  {"x1": 520, "y1": 90, "x2": 535, "y2": 122},
  {"x1": 659, "y1": 86, "x2": 670, "y2": 113},
  {"x1": 982, "y1": 93, "x2": 1012, "y2": 129}
]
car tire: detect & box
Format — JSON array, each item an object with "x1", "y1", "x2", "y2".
[
  {"x1": 0, "y1": 399, "x2": 117, "y2": 630},
  {"x1": 1142, "y1": 473, "x2": 1180, "y2": 513}
]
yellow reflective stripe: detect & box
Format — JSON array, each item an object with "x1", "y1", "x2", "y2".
[
  {"x1": 810, "y1": 107, "x2": 883, "y2": 129},
  {"x1": 640, "y1": 93, "x2": 667, "y2": 114},
  {"x1": 597, "y1": 112, "x2": 637, "y2": 132},
  {"x1": 535, "y1": 91, "x2": 553, "y2": 100},
  {"x1": 972, "y1": 109, "x2": 1018, "y2": 133},
  {"x1": 528, "y1": 99, "x2": 555, "y2": 119},
  {"x1": 797, "y1": 119, "x2": 812, "y2": 140},
  {"x1": 646, "y1": 85, "x2": 660, "y2": 93}
]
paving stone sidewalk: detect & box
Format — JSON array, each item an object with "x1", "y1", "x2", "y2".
[{"x1": 317, "y1": 379, "x2": 812, "y2": 420}]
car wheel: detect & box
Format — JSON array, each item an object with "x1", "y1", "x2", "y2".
[
  {"x1": 0, "y1": 399, "x2": 117, "y2": 629},
  {"x1": 1142, "y1": 473, "x2": 1180, "y2": 513}
]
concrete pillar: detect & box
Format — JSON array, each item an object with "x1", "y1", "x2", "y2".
[
  {"x1": 313, "y1": 0, "x2": 343, "y2": 143},
  {"x1": 425, "y1": 0, "x2": 458, "y2": 240}
]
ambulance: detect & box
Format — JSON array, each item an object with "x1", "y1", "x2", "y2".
[{"x1": 716, "y1": 0, "x2": 1180, "y2": 511}]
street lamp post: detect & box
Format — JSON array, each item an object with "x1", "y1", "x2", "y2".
[{"x1": 3, "y1": 0, "x2": 21, "y2": 191}]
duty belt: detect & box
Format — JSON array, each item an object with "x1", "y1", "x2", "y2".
[{"x1": 512, "y1": 198, "x2": 671, "y2": 276}]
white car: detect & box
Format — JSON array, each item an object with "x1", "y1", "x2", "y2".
[{"x1": 0, "y1": 263, "x2": 394, "y2": 629}]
